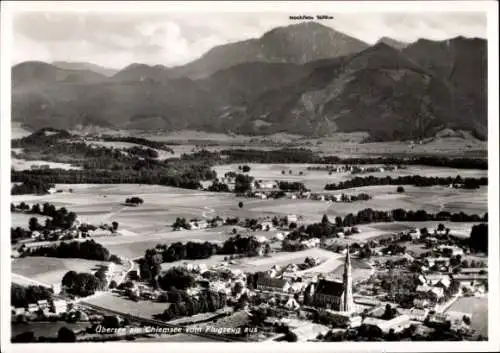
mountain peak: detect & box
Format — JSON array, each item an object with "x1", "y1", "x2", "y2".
[{"x1": 375, "y1": 36, "x2": 410, "y2": 50}]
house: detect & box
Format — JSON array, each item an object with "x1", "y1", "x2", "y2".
[
  {"x1": 37, "y1": 300, "x2": 49, "y2": 310},
  {"x1": 429, "y1": 287, "x2": 444, "y2": 301},
  {"x1": 27, "y1": 303, "x2": 39, "y2": 313},
  {"x1": 416, "y1": 284, "x2": 432, "y2": 296},
  {"x1": 363, "y1": 314, "x2": 411, "y2": 334},
  {"x1": 12, "y1": 307, "x2": 26, "y2": 316},
  {"x1": 255, "y1": 274, "x2": 290, "y2": 293},
  {"x1": 51, "y1": 299, "x2": 68, "y2": 314},
  {"x1": 435, "y1": 277, "x2": 451, "y2": 291},
  {"x1": 408, "y1": 229, "x2": 421, "y2": 240},
  {"x1": 413, "y1": 298, "x2": 430, "y2": 309},
  {"x1": 256, "y1": 235, "x2": 269, "y2": 244},
  {"x1": 273, "y1": 233, "x2": 285, "y2": 241},
  {"x1": 260, "y1": 181, "x2": 276, "y2": 189},
  {"x1": 438, "y1": 245, "x2": 464, "y2": 257},
  {"x1": 406, "y1": 308, "x2": 429, "y2": 321},
  {"x1": 287, "y1": 214, "x2": 298, "y2": 224},
  {"x1": 424, "y1": 257, "x2": 450, "y2": 268},
  {"x1": 31, "y1": 231, "x2": 42, "y2": 240},
  {"x1": 284, "y1": 297, "x2": 300, "y2": 310}
]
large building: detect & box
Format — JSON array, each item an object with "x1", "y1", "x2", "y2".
[{"x1": 313, "y1": 247, "x2": 354, "y2": 312}]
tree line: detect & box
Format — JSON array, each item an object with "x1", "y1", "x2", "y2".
[
  {"x1": 25, "y1": 239, "x2": 121, "y2": 263},
  {"x1": 11, "y1": 283, "x2": 53, "y2": 308},
  {"x1": 216, "y1": 148, "x2": 487, "y2": 170},
  {"x1": 100, "y1": 135, "x2": 175, "y2": 153},
  {"x1": 278, "y1": 181, "x2": 308, "y2": 192},
  {"x1": 157, "y1": 289, "x2": 227, "y2": 321},
  {"x1": 325, "y1": 175, "x2": 487, "y2": 191},
  {"x1": 284, "y1": 209, "x2": 487, "y2": 242},
  {"x1": 11, "y1": 177, "x2": 55, "y2": 195}
]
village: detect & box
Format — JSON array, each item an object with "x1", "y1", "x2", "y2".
[{"x1": 11, "y1": 211, "x2": 488, "y2": 342}]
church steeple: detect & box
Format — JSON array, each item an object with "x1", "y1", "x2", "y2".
[{"x1": 342, "y1": 245, "x2": 354, "y2": 312}]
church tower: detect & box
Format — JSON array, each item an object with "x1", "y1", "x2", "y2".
[{"x1": 341, "y1": 245, "x2": 354, "y2": 312}]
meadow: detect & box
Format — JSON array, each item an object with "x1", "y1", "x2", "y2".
[
  {"x1": 11, "y1": 158, "x2": 82, "y2": 171},
  {"x1": 212, "y1": 163, "x2": 487, "y2": 193},
  {"x1": 11, "y1": 257, "x2": 113, "y2": 286},
  {"x1": 445, "y1": 296, "x2": 488, "y2": 337},
  {"x1": 10, "y1": 177, "x2": 487, "y2": 260},
  {"x1": 82, "y1": 292, "x2": 171, "y2": 319}
]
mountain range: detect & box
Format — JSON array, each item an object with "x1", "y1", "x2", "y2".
[{"x1": 11, "y1": 22, "x2": 487, "y2": 141}]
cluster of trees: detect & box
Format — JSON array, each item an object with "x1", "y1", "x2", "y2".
[
  {"x1": 11, "y1": 227, "x2": 31, "y2": 243},
  {"x1": 234, "y1": 174, "x2": 254, "y2": 194},
  {"x1": 325, "y1": 175, "x2": 487, "y2": 191},
  {"x1": 157, "y1": 267, "x2": 196, "y2": 291},
  {"x1": 207, "y1": 180, "x2": 231, "y2": 192},
  {"x1": 125, "y1": 196, "x2": 144, "y2": 205},
  {"x1": 21, "y1": 202, "x2": 77, "y2": 230},
  {"x1": 11, "y1": 167, "x2": 211, "y2": 191},
  {"x1": 100, "y1": 135, "x2": 175, "y2": 153},
  {"x1": 62, "y1": 270, "x2": 107, "y2": 297},
  {"x1": 125, "y1": 146, "x2": 159, "y2": 159},
  {"x1": 468, "y1": 223, "x2": 488, "y2": 253},
  {"x1": 238, "y1": 165, "x2": 251, "y2": 172},
  {"x1": 220, "y1": 234, "x2": 262, "y2": 256},
  {"x1": 172, "y1": 217, "x2": 191, "y2": 230},
  {"x1": 25, "y1": 239, "x2": 120, "y2": 262},
  {"x1": 338, "y1": 208, "x2": 485, "y2": 227},
  {"x1": 277, "y1": 181, "x2": 308, "y2": 192},
  {"x1": 11, "y1": 178, "x2": 55, "y2": 195},
  {"x1": 379, "y1": 272, "x2": 419, "y2": 308},
  {"x1": 11, "y1": 283, "x2": 53, "y2": 307},
  {"x1": 158, "y1": 290, "x2": 227, "y2": 321}
]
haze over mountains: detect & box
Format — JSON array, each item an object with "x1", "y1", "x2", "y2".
[{"x1": 12, "y1": 22, "x2": 487, "y2": 141}]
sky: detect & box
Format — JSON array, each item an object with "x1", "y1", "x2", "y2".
[{"x1": 12, "y1": 11, "x2": 487, "y2": 69}]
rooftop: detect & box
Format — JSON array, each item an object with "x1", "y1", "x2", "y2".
[{"x1": 315, "y1": 279, "x2": 344, "y2": 297}]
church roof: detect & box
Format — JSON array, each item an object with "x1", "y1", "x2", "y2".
[{"x1": 315, "y1": 279, "x2": 344, "y2": 296}]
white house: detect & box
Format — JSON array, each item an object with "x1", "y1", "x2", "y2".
[
  {"x1": 287, "y1": 214, "x2": 298, "y2": 224},
  {"x1": 273, "y1": 233, "x2": 285, "y2": 241}
]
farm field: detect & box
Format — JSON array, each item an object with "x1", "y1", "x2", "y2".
[
  {"x1": 82, "y1": 292, "x2": 170, "y2": 319},
  {"x1": 11, "y1": 212, "x2": 51, "y2": 228},
  {"x1": 212, "y1": 163, "x2": 487, "y2": 192},
  {"x1": 159, "y1": 248, "x2": 344, "y2": 274},
  {"x1": 10, "y1": 182, "x2": 486, "y2": 260},
  {"x1": 445, "y1": 296, "x2": 488, "y2": 337},
  {"x1": 11, "y1": 257, "x2": 114, "y2": 286},
  {"x1": 11, "y1": 158, "x2": 82, "y2": 171}
]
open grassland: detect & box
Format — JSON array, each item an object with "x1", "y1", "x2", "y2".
[
  {"x1": 82, "y1": 292, "x2": 171, "y2": 319},
  {"x1": 10, "y1": 181, "x2": 486, "y2": 259},
  {"x1": 11, "y1": 257, "x2": 112, "y2": 286},
  {"x1": 11, "y1": 212, "x2": 51, "y2": 228},
  {"x1": 11, "y1": 158, "x2": 82, "y2": 171},
  {"x1": 139, "y1": 130, "x2": 486, "y2": 158},
  {"x1": 446, "y1": 296, "x2": 488, "y2": 337},
  {"x1": 213, "y1": 163, "x2": 487, "y2": 193}
]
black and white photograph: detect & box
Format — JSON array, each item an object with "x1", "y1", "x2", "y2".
[{"x1": 1, "y1": 1, "x2": 498, "y2": 352}]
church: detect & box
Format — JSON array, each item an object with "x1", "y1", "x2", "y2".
[{"x1": 312, "y1": 247, "x2": 354, "y2": 312}]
